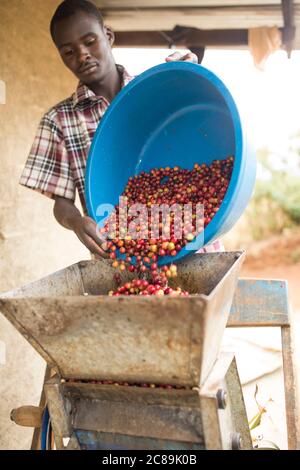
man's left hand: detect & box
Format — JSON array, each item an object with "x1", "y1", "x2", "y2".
[{"x1": 165, "y1": 51, "x2": 198, "y2": 64}]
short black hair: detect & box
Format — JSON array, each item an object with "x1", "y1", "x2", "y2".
[{"x1": 50, "y1": 0, "x2": 104, "y2": 42}]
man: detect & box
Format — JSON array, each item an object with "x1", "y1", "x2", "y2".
[{"x1": 20, "y1": 0, "x2": 221, "y2": 256}]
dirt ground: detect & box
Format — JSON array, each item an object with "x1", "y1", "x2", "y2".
[{"x1": 241, "y1": 229, "x2": 300, "y2": 311}]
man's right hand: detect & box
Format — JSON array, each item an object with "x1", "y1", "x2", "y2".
[
  {"x1": 53, "y1": 196, "x2": 108, "y2": 258},
  {"x1": 72, "y1": 216, "x2": 109, "y2": 258}
]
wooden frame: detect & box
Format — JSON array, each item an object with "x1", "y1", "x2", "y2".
[{"x1": 228, "y1": 278, "x2": 299, "y2": 450}]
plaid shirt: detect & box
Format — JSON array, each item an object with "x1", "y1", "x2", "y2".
[
  {"x1": 20, "y1": 65, "x2": 132, "y2": 215},
  {"x1": 19, "y1": 64, "x2": 223, "y2": 253}
]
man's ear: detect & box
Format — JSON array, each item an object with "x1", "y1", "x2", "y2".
[{"x1": 104, "y1": 25, "x2": 115, "y2": 47}]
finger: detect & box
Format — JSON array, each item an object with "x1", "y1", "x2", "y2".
[
  {"x1": 85, "y1": 222, "x2": 106, "y2": 246},
  {"x1": 83, "y1": 221, "x2": 112, "y2": 257},
  {"x1": 180, "y1": 52, "x2": 198, "y2": 63},
  {"x1": 165, "y1": 51, "x2": 182, "y2": 62},
  {"x1": 85, "y1": 234, "x2": 110, "y2": 258}
]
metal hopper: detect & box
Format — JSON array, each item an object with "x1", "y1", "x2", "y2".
[{"x1": 0, "y1": 252, "x2": 244, "y2": 387}]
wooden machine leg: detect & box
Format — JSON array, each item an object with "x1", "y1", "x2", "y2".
[
  {"x1": 281, "y1": 326, "x2": 299, "y2": 450},
  {"x1": 31, "y1": 364, "x2": 53, "y2": 450}
]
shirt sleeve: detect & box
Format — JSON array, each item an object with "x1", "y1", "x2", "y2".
[
  {"x1": 19, "y1": 109, "x2": 76, "y2": 201},
  {"x1": 197, "y1": 239, "x2": 224, "y2": 253}
]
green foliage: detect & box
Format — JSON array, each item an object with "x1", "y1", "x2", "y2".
[
  {"x1": 244, "y1": 141, "x2": 300, "y2": 240},
  {"x1": 249, "y1": 385, "x2": 280, "y2": 450}
]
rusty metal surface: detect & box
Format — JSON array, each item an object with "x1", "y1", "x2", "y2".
[
  {"x1": 0, "y1": 252, "x2": 244, "y2": 386},
  {"x1": 46, "y1": 352, "x2": 248, "y2": 450},
  {"x1": 225, "y1": 357, "x2": 253, "y2": 450},
  {"x1": 63, "y1": 383, "x2": 203, "y2": 443},
  {"x1": 71, "y1": 396, "x2": 203, "y2": 443},
  {"x1": 63, "y1": 382, "x2": 199, "y2": 406},
  {"x1": 74, "y1": 430, "x2": 205, "y2": 450},
  {"x1": 1, "y1": 263, "x2": 84, "y2": 298},
  {"x1": 79, "y1": 252, "x2": 244, "y2": 296},
  {"x1": 200, "y1": 352, "x2": 252, "y2": 450}
]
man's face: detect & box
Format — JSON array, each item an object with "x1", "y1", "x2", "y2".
[{"x1": 53, "y1": 11, "x2": 115, "y2": 85}]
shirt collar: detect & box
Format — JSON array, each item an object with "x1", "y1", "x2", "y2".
[{"x1": 72, "y1": 64, "x2": 133, "y2": 108}]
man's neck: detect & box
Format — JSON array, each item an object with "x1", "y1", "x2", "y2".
[{"x1": 87, "y1": 64, "x2": 122, "y2": 102}]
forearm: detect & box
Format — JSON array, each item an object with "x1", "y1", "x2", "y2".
[{"x1": 53, "y1": 196, "x2": 82, "y2": 231}]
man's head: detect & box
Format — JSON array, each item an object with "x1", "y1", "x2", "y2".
[{"x1": 50, "y1": 0, "x2": 115, "y2": 85}]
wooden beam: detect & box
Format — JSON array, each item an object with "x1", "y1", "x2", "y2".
[
  {"x1": 228, "y1": 279, "x2": 289, "y2": 328},
  {"x1": 31, "y1": 365, "x2": 52, "y2": 450},
  {"x1": 97, "y1": 1, "x2": 286, "y2": 7},
  {"x1": 102, "y1": 6, "x2": 286, "y2": 31},
  {"x1": 11, "y1": 406, "x2": 44, "y2": 428},
  {"x1": 282, "y1": 0, "x2": 296, "y2": 55},
  {"x1": 294, "y1": 26, "x2": 300, "y2": 48},
  {"x1": 114, "y1": 28, "x2": 248, "y2": 47}
]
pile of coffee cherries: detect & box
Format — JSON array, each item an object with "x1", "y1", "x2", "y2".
[
  {"x1": 101, "y1": 157, "x2": 233, "y2": 296},
  {"x1": 108, "y1": 275, "x2": 189, "y2": 297},
  {"x1": 101, "y1": 157, "x2": 233, "y2": 275}
]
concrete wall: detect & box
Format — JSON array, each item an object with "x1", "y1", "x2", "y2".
[{"x1": 0, "y1": 0, "x2": 88, "y2": 449}]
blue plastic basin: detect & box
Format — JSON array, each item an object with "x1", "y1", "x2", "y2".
[{"x1": 85, "y1": 62, "x2": 256, "y2": 265}]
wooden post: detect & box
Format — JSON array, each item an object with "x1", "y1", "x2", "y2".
[{"x1": 30, "y1": 365, "x2": 52, "y2": 450}]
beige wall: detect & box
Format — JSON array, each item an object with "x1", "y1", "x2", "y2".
[{"x1": 0, "y1": 0, "x2": 88, "y2": 449}]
